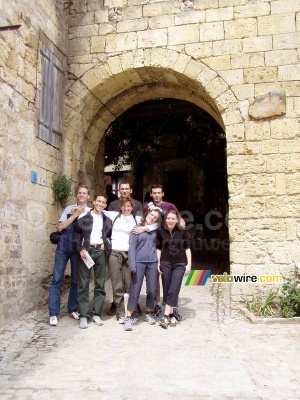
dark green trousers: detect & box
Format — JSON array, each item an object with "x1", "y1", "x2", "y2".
[{"x1": 77, "y1": 249, "x2": 106, "y2": 318}]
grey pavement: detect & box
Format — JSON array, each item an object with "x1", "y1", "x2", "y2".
[{"x1": 0, "y1": 277, "x2": 299, "y2": 400}]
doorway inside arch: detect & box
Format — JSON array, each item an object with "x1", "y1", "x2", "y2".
[{"x1": 104, "y1": 98, "x2": 229, "y2": 273}]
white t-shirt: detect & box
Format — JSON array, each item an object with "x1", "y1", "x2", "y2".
[
  {"x1": 103, "y1": 211, "x2": 140, "y2": 252},
  {"x1": 90, "y1": 212, "x2": 103, "y2": 245}
]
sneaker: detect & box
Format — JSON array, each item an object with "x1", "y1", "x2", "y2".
[
  {"x1": 49, "y1": 316, "x2": 58, "y2": 326},
  {"x1": 69, "y1": 311, "x2": 80, "y2": 320},
  {"x1": 79, "y1": 317, "x2": 88, "y2": 329},
  {"x1": 144, "y1": 313, "x2": 156, "y2": 325},
  {"x1": 92, "y1": 315, "x2": 104, "y2": 326},
  {"x1": 137, "y1": 303, "x2": 143, "y2": 316},
  {"x1": 173, "y1": 307, "x2": 182, "y2": 321},
  {"x1": 118, "y1": 317, "x2": 137, "y2": 325},
  {"x1": 108, "y1": 302, "x2": 117, "y2": 315},
  {"x1": 159, "y1": 316, "x2": 169, "y2": 329},
  {"x1": 153, "y1": 304, "x2": 162, "y2": 317},
  {"x1": 124, "y1": 317, "x2": 133, "y2": 331},
  {"x1": 169, "y1": 316, "x2": 177, "y2": 327}
]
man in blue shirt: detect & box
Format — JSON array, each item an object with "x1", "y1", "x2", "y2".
[{"x1": 48, "y1": 185, "x2": 90, "y2": 326}]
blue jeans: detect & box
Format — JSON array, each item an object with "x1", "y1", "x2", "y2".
[
  {"x1": 128, "y1": 262, "x2": 158, "y2": 312},
  {"x1": 48, "y1": 249, "x2": 79, "y2": 316}
]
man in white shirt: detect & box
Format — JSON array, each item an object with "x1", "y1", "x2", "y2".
[{"x1": 73, "y1": 194, "x2": 112, "y2": 329}]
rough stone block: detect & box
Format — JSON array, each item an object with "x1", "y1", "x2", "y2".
[
  {"x1": 194, "y1": 0, "x2": 218, "y2": 10},
  {"x1": 203, "y1": 55, "x2": 230, "y2": 71},
  {"x1": 271, "y1": 1, "x2": 300, "y2": 15},
  {"x1": 242, "y1": 35, "x2": 272, "y2": 53},
  {"x1": 224, "y1": 18, "x2": 257, "y2": 39},
  {"x1": 261, "y1": 140, "x2": 279, "y2": 155},
  {"x1": 213, "y1": 39, "x2": 242, "y2": 56},
  {"x1": 91, "y1": 36, "x2": 105, "y2": 53},
  {"x1": 200, "y1": 21, "x2": 224, "y2": 41},
  {"x1": 68, "y1": 24, "x2": 99, "y2": 39},
  {"x1": 149, "y1": 15, "x2": 174, "y2": 29},
  {"x1": 219, "y1": 69, "x2": 243, "y2": 85},
  {"x1": 244, "y1": 67, "x2": 278, "y2": 84},
  {"x1": 278, "y1": 65, "x2": 300, "y2": 82},
  {"x1": 137, "y1": 29, "x2": 167, "y2": 48},
  {"x1": 230, "y1": 242, "x2": 266, "y2": 264},
  {"x1": 286, "y1": 172, "x2": 300, "y2": 195},
  {"x1": 175, "y1": 10, "x2": 203, "y2": 26},
  {"x1": 168, "y1": 24, "x2": 199, "y2": 45},
  {"x1": 228, "y1": 154, "x2": 265, "y2": 175},
  {"x1": 270, "y1": 118, "x2": 299, "y2": 140},
  {"x1": 265, "y1": 50, "x2": 297, "y2": 67},
  {"x1": 273, "y1": 32, "x2": 300, "y2": 50},
  {"x1": 122, "y1": 5, "x2": 143, "y2": 20},
  {"x1": 94, "y1": 10, "x2": 109, "y2": 23},
  {"x1": 249, "y1": 91, "x2": 286, "y2": 120},
  {"x1": 143, "y1": 1, "x2": 178, "y2": 17},
  {"x1": 185, "y1": 42, "x2": 212, "y2": 59},
  {"x1": 104, "y1": 0, "x2": 127, "y2": 8},
  {"x1": 68, "y1": 38, "x2": 91, "y2": 57},
  {"x1": 278, "y1": 140, "x2": 300, "y2": 154},
  {"x1": 216, "y1": 89, "x2": 237, "y2": 112},
  {"x1": 206, "y1": 7, "x2": 233, "y2": 22},
  {"x1": 275, "y1": 173, "x2": 286, "y2": 195},
  {"x1": 106, "y1": 32, "x2": 137, "y2": 52},
  {"x1": 232, "y1": 84, "x2": 254, "y2": 100},
  {"x1": 117, "y1": 18, "x2": 148, "y2": 33},
  {"x1": 258, "y1": 14, "x2": 295, "y2": 35},
  {"x1": 234, "y1": 3, "x2": 270, "y2": 19}
]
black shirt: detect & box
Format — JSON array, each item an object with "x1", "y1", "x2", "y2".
[{"x1": 156, "y1": 228, "x2": 190, "y2": 263}]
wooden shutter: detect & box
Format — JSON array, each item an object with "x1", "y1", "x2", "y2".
[{"x1": 38, "y1": 45, "x2": 64, "y2": 148}]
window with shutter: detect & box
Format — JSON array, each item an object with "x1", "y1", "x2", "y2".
[{"x1": 38, "y1": 41, "x2": 65, "y2": 148}]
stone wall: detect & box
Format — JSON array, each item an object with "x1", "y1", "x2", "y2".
[
  {"x1": 65, "y1": 0, "x2": 300, "y2": 300},
  {"x1": 0, "y1": 0, "x2": 69, "y2": 326},
  {"x1": 0, "y1": 0, "x2": 300, "y2": 326}
]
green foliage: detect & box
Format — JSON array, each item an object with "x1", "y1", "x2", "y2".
[
  {"x1": 105, "y1": 102, "x2": 226, "y2": 179},
  {"x1": 279, "y1": 281, "x2": 300, "y2": 318},
  {"x1": 242, "y1": 289, "x2": 279, "y2": 317},
  {"x1": 51, "y1": 174, "x2": 72, "y2": 206}
]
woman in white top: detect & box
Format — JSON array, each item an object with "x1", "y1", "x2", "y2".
[{"x1": 104, "y1": 197, "x2": 141, "y2": 320}]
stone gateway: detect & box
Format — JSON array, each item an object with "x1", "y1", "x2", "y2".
[{"x1": 0, "y1": 0, "x2": 299, "y2": 326}]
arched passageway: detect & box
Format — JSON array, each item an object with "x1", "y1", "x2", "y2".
[
  {"x1": 104, "y1": 98, "x2": 229, "y2": 273},
  {"x1": 64, "y1": 49, "x2": 238, "y2": 274}
]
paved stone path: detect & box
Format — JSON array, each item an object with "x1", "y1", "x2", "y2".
[{"x1": 0, "y1": 278, "x2": 299, "y2": 400}]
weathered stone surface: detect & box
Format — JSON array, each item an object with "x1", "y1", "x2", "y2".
[
  {"x1": 249, "y1": 91, "x2": 286, "y2": 120},
  {"x1": 1, "y1": 0, "x2": 300, "y2": 329}
]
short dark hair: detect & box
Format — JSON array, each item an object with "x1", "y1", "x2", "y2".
[
  {"x1": 119, "y1": 180, "x2": 132, "y2": 189},
  {"x1": 150, "y1": 183, "x2": 164, "y2": 192},
  {"x1": 94, "y1": 193, "x2": 108, "y2": 201}
]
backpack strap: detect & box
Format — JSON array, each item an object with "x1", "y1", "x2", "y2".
[
  {"x1": 112, "y1": 212, "x2": 122, "y2": 229},
  {"x1": 112, "y1": 213, "x2": 138, "y2": 228}
]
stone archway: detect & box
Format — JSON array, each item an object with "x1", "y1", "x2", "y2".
[
  {"x1": 64, "y1": 48, "x2": 241, "y2": 278},
  {"x1": 64, "y1": 48, "x2": 240, "y2": 183}
]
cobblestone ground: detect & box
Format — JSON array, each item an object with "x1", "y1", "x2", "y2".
[{"x1": 0, "y1": 277, "x2": 299, "y2": 400}]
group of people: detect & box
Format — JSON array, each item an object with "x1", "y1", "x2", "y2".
[{"x1": 48, "y1": 181, "x2": 192, "y2": 331}]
